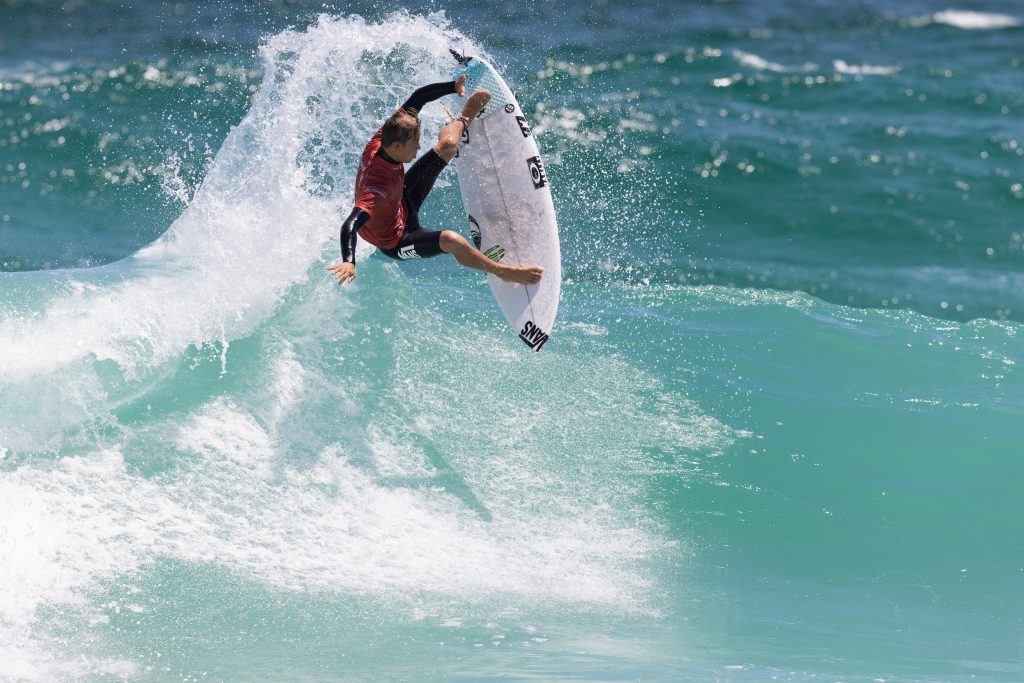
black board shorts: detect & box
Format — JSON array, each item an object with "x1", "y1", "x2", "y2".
[{"x1": 379, "y1": 149, "x2": 447, "y2": 261}]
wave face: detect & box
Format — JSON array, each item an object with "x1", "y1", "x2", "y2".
[
  {"x1": 1, "y1": 3, "x2": 1023, "y2": 682},
  {"x1": 0, "y1": 11, "x2": 733, "y2": 680}
]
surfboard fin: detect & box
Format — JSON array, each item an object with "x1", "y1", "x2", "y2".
[{"x1": 449, "y1": 48, "x2": 473, "y2": 66}]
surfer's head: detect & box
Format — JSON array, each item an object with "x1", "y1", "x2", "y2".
[{"x1": 382, "y1": 109, "x2": 421, "y2": 163}]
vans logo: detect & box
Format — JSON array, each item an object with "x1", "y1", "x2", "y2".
[
  {"x1": 468, "y1": 214, "x2": 481, "y2": 248},
  {"x1": 527, "y1": 155, "x2": 547, "y2": 189},
  {"x1": 483, "y1": 245, "x2": 505, "y2": 262},
  {"x1": 397, "y1": 245, "x2": 420, "y2": 260},
  {"x1": 515, "y1": 116, "x2": 532, "y2": 138},
  {"x1": 519, "y1": 321, "x2": 549, "y2": 351}
]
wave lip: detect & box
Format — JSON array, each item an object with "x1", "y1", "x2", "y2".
[{"x1": 931, "y1": 9, "x2": 1022, "y2": 30}]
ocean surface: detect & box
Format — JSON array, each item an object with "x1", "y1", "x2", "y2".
[{"x1": 1, "y1": 1, "x2": 1022, "y2": 680}]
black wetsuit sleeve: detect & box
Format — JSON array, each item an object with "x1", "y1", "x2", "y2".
[
  {"x1": 401, "y1": 81, "x2": 459, "y2": 114},
  {"x1": 340, "y1": 207, "x2": 370, "y2": 263}
]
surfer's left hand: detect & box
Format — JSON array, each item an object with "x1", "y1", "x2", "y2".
[
  {"x1": 454, "y1": 73, "x2": 467, "y2": 97},
  {"x1": 328, "y1": 262, "x2": 356, "y2": 285}
]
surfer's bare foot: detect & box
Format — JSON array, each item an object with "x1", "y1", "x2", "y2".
[
  {"x1": 461, "y1": 90, "x2": 491, "y2": 120},
  {"x1": 494, "y1": 264, "x2": 543, "y2": 285}
]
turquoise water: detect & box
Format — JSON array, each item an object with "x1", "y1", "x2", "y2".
[{"x1": 1, "y1": 2, "x2": 1022, "y2": 681}]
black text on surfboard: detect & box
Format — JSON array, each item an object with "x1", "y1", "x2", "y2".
[
  {"x1": 515, "y1": 116, "x2": 532, "y2": 138},
  {"x1": 527, "y1": 156, "x2": 547, "y2": 189},
  {"x1": 519, "y1": 321, "x2": 549, "y2": 351}
]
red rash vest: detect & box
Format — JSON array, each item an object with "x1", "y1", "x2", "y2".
[
  {"x1": 352, "y1": 112, "x2": 409, "y2": 250},
  {"x1": 340, "y1": 82, "x2": 457, "y2": 260}
]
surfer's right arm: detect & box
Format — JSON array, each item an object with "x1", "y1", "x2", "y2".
[{"x1": 329, "y1": 206, "x2": 370, "y2": 285}]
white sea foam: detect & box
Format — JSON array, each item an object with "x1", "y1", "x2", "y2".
[
  {"x1": 833, "y1": 60, "x2": 901, "y2": 76},
  {"x1": 0, "y1": 327, "x2": 717, "y2": 677},
  {"x1": 0, "y1": 60, "x2": 75, "y2": 85},
  {"x1": 932, "y1": 9, "x2": 1021, "y2": 30},
  {"x1": 732, "y1": 49, "x2": 815, "y2": 73}
]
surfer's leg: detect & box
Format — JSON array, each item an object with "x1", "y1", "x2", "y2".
[
  {"x1": 432, "y1": 120, "x2": 462, "y2": 164},
  {"x1": 439, "y1": 231, "x2": 543, "y2": 285},
  {"x1": 379, "y1": 228, "x2": 445, "y2": 261},
  {"x1": 403, "y1": 150, "x2": 448, "y2": 215},
  {"x1": 433, "y1": 90, "x2": 492, "y2": 163}
]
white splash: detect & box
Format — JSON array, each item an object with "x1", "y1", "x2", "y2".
[
  {"x1": 932, "y1": 9, "x2": 1021, "y2": 30},
  {"x1": 0, "y1": 11, "x2": 465, "y2": 385}
]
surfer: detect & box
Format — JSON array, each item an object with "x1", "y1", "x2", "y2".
[{"x1": 328, "y1": 75, "x2": 544, "y2": 286}]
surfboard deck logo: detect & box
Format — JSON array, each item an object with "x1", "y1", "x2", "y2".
[
  {"x1": 527, "y1": 156, "x2": 547, "y2": 189},
  {"x1": 519, "y1": 321, "x2": 549, "y2": 351},
  {"x1": 467, "y1": 214, "x2": 482, "y2": 248},
  {"x1": 483, "y1": 245, "x2": 505, "y2": 262}
]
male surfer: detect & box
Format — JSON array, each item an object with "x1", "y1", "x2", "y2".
[{"x1": 328, "y1": 75, "x2": 543, "y2": 286}]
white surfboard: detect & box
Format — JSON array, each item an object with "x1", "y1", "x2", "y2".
[{"x1": 451, "y1": 53, "x2": 561, "y2": 352}]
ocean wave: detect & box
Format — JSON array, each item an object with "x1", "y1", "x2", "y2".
[
  {"x1": 0, "y1": 13, "x2": 735, "y2": 677},
  {"x1": 732, "y1": 49, "x2": 815, "y2": 73},
  {"x1": 929, "y1": 9, "x2": 1022, "y2": 30},
  {"x1": 0, "y1": 60, "x2": 75, "y2": 85},
  {"x1": 0, "y1": 267, "x2": 722, "y2": 676},
  {"x1": 832, "y1": 59, "x2": 900, "y2": 76},
  {"x1": 731, "y1": 51, "x2": 900, "y2": 78}
]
